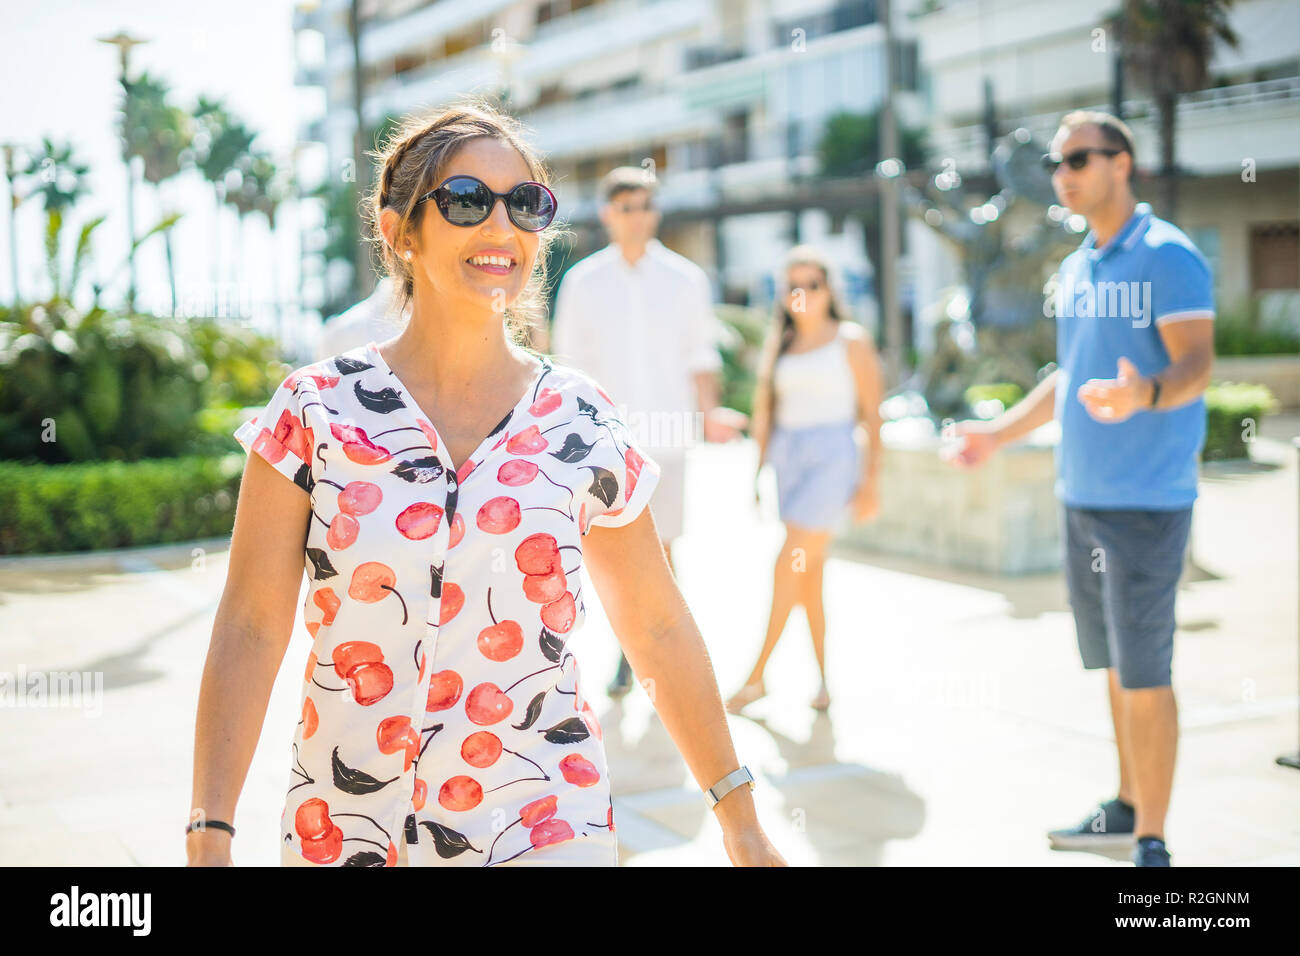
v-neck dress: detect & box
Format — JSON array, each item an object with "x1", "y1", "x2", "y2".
[{"x1": 232, "y1": 340, "x2": 661, "y2": 866}]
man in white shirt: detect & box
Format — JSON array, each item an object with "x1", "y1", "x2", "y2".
[{"x1": 550, "y1": 166, "x2": 742, "y2": 696}]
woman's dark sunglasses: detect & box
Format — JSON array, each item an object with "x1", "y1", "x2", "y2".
[
  {"x1": 417, "y1": 176, "x2": 557, "y2": 232},
  {"x1": 1041, "y1": 147, "x2": 1124, "y2": 173}
]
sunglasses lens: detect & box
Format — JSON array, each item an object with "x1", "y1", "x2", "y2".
[
  {"x1": 439, "y1": 177, "x2": 492, "y2": 225},
  {"x1": 508, "y1": 183, "x2": 555, "y2": 231},
  {"x1": 1067, "y1": 153, "x2": 1090, "y2": 170}
]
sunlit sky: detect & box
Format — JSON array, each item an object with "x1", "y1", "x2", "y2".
[{"x1": 2, "y1": 0, "x2": 318, "y2": 335}]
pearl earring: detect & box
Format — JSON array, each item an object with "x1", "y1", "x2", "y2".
[{"x1": 403, "y1": 250, "x2": 413, "y2": 261}]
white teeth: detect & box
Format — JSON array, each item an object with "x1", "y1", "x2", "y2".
[{"x1": 469, "y1": 255, "x2": 513, "y2": 267}]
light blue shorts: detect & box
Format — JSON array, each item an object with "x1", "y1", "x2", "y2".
[{"x1": 767, "y1": 421, "x2": 861, "y2": 531}]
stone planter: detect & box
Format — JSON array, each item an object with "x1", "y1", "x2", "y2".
[
  {"x1": 836, "y1": 424, "x2": 1061, "y2": 575},
  {"x1": 1213, "y1": 355, "x2": 1300, "y2": 409}
]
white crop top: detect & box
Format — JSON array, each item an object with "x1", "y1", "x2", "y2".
[{"x1": 772, "y1": 334, "x2": 857, "y2": 429}]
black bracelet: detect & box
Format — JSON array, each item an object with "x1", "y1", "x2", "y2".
[
  {"x1": 1149, "y1": 376, "x2": 1162, "y2": 408},
  {"x1": 185, "y1": 819, "x2": 235, "y2": 837}
]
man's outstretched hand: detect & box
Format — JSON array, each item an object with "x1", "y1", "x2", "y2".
[{"x1": 1077, "y1": 357, "x2": 1151, "y2": 424}]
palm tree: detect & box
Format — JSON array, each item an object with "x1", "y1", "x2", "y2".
[
  {"x1": 120, "y1": 70, "x2": 193, "y2": 315},
  {"x1": 19, "y1": 138, "x2": 93, "y2": 303},
  {"x1": 1110, "y1": 0, "x2": 1239, "y2": 220},
  {"x1": 226, "y1": 147, "x2": 283, "y2": 325},
  {"x1": 193, "y1": 97, "x2": 255, "y2": 294}
]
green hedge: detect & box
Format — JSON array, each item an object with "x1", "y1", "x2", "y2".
[
  {"x1": 0, "y1": 453, "x2": 244, "y2": 555},
  {"x1": 1203, "y1": 382, "x2": 1278, "y2": 461}
]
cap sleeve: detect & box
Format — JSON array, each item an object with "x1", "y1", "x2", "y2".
[
  {"x1": 577, "y1": 379, "x2": 661, "y2": 533},
  {"x1": 233, "y1": 370, "x2": 315, "y2": 494}
]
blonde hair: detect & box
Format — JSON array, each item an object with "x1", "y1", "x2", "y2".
[{"x1": 364, "y1": 98, "x2": 567, "y2": 346}]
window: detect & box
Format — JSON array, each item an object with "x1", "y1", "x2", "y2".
[{"x1": 1251, "y1": 222, "x2": 1300, "y2": 291}]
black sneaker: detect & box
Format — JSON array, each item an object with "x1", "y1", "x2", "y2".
[
  {"x1": 1132, "y1": 836, "x2": 1172, "y2": 866},
  {"x1": 1047, "y1": 797, "x2": 1135, "y2": 849}
]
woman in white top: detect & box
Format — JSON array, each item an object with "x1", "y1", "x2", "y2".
[{"x1": 725, "y1": 246, "x2": 883, "y2": 714}]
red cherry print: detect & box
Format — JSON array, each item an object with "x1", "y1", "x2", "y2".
[
  {"x1": 417, "y1": 649, "x2": 427, "y2": 684},
  {"x1": 506, "y1": 424, "x2": 548, "y2": 455},
  {"x1": 301, "y1": 823, "x2": 343, "y2": 864},
  {"x1": 386, "y1": 841, "x2": 398, "y2": 866},
  {"x1": 426, "y1": 670, "x2": 463, "y2": 711},
  {"x1": 330, "y1": 423, "x2": 391, "y2": 465},
  {"x1": 529, "y1": 819, "x2": 575, "y2": 848},
  {"x1": 327, "y1": 513, "x2": 359, "y2": 549},
  {"x1": 345, "y1": 661, "x2": 394, "y2": 706},
  {"x1": 498, "y1": 459, "x2": 539, "y2": 486},
  {"x1": 306, "y1": 620, "x2": 321, "y2": 639},
  {"x1": 465, "y1": 683, "x2": 514, "y2": 725},
  {"x1": 460, "y1": 731, "x2": 503, "y2": 768},
  {"x1": 476, "y1": 496, "x2": 521, "y2": 534},
  {"x1": 331, "y1": 641, "x2": 384, "y2": 680},
  {"x1": 522, "y1": 569, "x2": 567, "y2": 604},
  {"x1": 456, "y1": 458, "x2": 476, "y2": 485},
  {"x1": 448, "y1": 512, "x2": 466, "y2": 548},
  {"x1": 528, "y1": 388, "x2": 562, "y2": 417},
  {"x1": 559, "y1": 753, "x2": 601, "y2": 787},
  {"x1": 439, "y1": 582, "x2": 464, "y2": 625},
  {"x1": 541, "y1": 591, "x2": 577, "y2": 633},
  {"x1": 438, "y1": 775, "x2": 484, "y2": 811},
  {"x1": 256, "y1": 408, "x2": 315, "y2": 466},
  {"x1": 377, "y1": 715, "x2": 413, "y2": 754},
  {"x1": 313, "y1": 588, "x2": 341, "y2": 626},
  {"x1": 520, "y1": 795, "x2": 558, "y2": 828},
  {"x1": 607, "y1": 806, "x2": 615, "y2": 831},
  {"x1": 595, "y1": 383, "x2": 615, "y2": 405},
  {"x1": 412, "y1": 776, "x2": 427, "y2": 811},
  {"x1": 304, "y1": 651, "x2": 317, "y2": 683},
  {"x1": 286, "y1": 368, "x2": 341, "y2": 392},
  {"x1": 580, "y1": 701, "x2": 602, "y2": 741},
  {"x1": 579, "y1": 501, "x2": 588, "y2": 533},
  {"x1": 416, "y1": 418, "x2": 438, "y2": 452},
  {"x1": 302, "y1": 697, "x2": 318, "y2": 738},
  {"x1": 348, "y1": 562, "x2": 408, "y2": 624},
  {"x1": 478, "y1": 619, "x2": 524, "y2": 660},
  {"x1": 295, "y1": 797, "x2": 332, "y2": 841},
  {"x1": 625, "y1": 446, "x2": 644, "y2": 500},
  {"x1": 396, "y1": 501, "x2": 443, "y2": 540},
  {"x1": 514, "y1": 532, "x2": 560, "y2": 575},
  {"x1": 338, "y1": 480, "x2": 382, "y2": 516}
]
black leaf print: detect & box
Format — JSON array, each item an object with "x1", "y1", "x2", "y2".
[
  {"x1": 334, "y1": 355, "x2": 374, "y2": 375},
  {"x1": 445, "y1": 485, "x2": 458, "y2": 525},
  {"x1": 582, "y1": 466, "x2": 619, "y2": 507},
  {"x1": 343, "y1": 850, "x2": 387, "y2": 867},
  {"x1": 576, "y1": 396, "x2": 601, "y2": 419},
  {"x1": 354, "y1": 380, "x2": 409, "y2": 413},
  {"x1": 331, "y1": 746, "x2": 400, "y2": 794},
  {"x1": 392, "y1": 456, "x2": 445, "y2": 483},
  {"x1": 541, "y1": 717, "x2": 590, "y2": 744},
  {"x1": 294, "y1": 462, "x2": 314, "y2": 494},
  {"x1": 550, "y1": 432, "x2": 596, "y2": 463},
  {"x1": 419, "y1": 820, "x2": 482, "y2": 858},
  {"x1": 404, "y1": 813, "x2": 419, "y2": 845},
  {"x1": 488, "y1": 408, "x2": 513, "y2": 438},
  {"x1": 513, "y1": 691, "x2": 546, "y2": 730},
  {"x1": 306, "y1": 548, "x2": 338, "y2": 580},
  {"x1": 430, "y1": 562, "x2": 443, "y2": 598},
  {"x1": 538, "y1": 627, "x2": 565, "y2": 663}
]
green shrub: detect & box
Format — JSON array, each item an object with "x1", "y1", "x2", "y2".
[
  {"x1": 1214, "y1": 299, "x2": 1300, "y2": 356},
  {"x1": 1203, "y1": 382, "x2": 1278, "y2": 461},
  {"x1": 0, "y1": 453, "x2": 244, "y2": 554},
  {"x1": 964, "y1": 382, "x2": 1025, "y2": 410},
  {"x1": 715, "y1": 304, "x2": 770, "y2": 421}
]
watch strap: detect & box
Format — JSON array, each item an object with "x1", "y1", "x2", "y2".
[{"x1": 705, "y1": 765, "x2": 755, "y2": 809}]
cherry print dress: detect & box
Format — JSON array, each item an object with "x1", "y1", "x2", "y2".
[{"x1": 232, "y1": 340, "x2": 661, "y2": 867}]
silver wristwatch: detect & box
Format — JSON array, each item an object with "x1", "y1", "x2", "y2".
[{"x1": 705, "y1": 765, "x2": 755, "y2": 809}]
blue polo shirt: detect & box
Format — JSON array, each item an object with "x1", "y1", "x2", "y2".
[{"x1": 1053, "y1": 202, "x2": 1215, "y2": 510}]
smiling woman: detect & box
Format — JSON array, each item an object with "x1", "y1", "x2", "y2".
[{"x1": 189, "y1": 98, "x2": 786, "y2": 869}]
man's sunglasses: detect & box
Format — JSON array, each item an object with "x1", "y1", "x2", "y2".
[
  {"x1": 417, "y1": 175, "x2": 557, "y2": 232},
  {"x1": 1041, "y1": 148, "x2": 1124, "y2": 173},
  {"x1": 787, "y1": 280, "x2": 825, "y2": 293}
]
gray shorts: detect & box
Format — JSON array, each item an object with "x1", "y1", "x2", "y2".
[
  {"x1": 1062, "y1": 505, "x2": 1193, "y2": 689},
  {"x1": 767, "y1": 421, "x2": 861, "y2": 531}
]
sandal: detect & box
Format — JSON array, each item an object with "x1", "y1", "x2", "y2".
[
  {"x1": 811, "y1": 684, "x2": 831, "y2": 712},
  {"x1": 725, "y1": 681, "x2": 766, "y2": 714}
]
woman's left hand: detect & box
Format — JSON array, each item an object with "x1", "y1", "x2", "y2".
[
  {"x1": 850, "y1": 476, "x2": 879, "y2": 523},
  {"x1": 723, "y1": 823, "x2": 788, "y2": 867}
]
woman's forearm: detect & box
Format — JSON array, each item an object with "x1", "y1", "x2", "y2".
[
  {"x1": 617, "y1": 607, "x2": 760, "y2": 828},
  {"x1": 188, "y1": 617, "x2": 288, "y2": 856}
]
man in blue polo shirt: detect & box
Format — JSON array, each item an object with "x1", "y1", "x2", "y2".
[{"x1": 948, "y1": 110, "x2": 1215, "y2": 867}]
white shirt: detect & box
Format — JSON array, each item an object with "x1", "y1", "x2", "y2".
[
  {"x1": 315, "y1": 276, "x2": 410, "y2": 362},
  {"x1": 549, "y1": 239, "x2": 722, "y2": 454}
]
